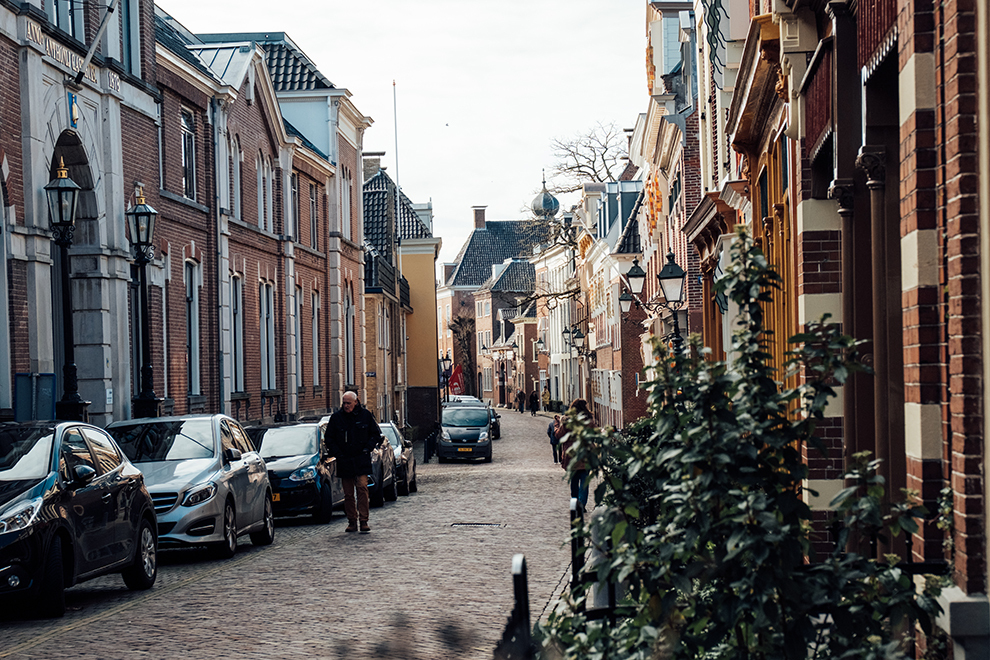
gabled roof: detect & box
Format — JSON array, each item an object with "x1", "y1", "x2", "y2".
[
  {"x1": 196, "y1": 32, "x2": 335, "y2": 91},
  {"x1": 477, "y1": 260, "x2": 536, "y2": 294},
  {"x1": 363, "y1": 168, "x2": 432, "y2": 262},
  {"x1": 154, "y1": 8, "x2": 222, "y2": 82},
  {"x1": 446, "y1": 221, "x2": 548, "y2": 288}
]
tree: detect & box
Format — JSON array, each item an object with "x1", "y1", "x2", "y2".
[
  {"x1": 548, "y1": 121, "x2": 628, "y2": 194},
  {"x1": 447, "y1": 313, "x2": 476, "y2": 396},
  {"x1": 537, "y1": 228, "x2": 941, "y2": 659}
]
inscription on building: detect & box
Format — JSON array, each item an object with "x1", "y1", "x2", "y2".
[{"x1": 26, "y1": 20, "x2": 99, "y2": 85}]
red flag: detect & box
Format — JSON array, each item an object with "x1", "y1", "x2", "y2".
[{"x1": 449, "y1": 364, "x2": 465, "y2": 395}]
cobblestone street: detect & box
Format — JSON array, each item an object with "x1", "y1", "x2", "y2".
[{"x1": 0, "y1": 410, "x2": 572, "y2": 659}]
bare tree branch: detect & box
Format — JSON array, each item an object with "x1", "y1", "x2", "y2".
[{"x1": 549, "y1": 121, "x2": 628, "y2": 194}]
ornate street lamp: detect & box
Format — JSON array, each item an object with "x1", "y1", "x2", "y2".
[
  {"x1": 45, "y1": 158, "x2": 90, "y2": 421},
  {"x1": 625, "y1": 258, "x2": 646, "y2": 295},
  {"x1": 571, "y1": 327, "x2": 585, "y2": 349},
  {"x1": 656, "y1": 251, "x2": 686, "y2": 353},
  {"x1": 619, "y1": 289, "x2": 633, "y2": 314},
  {"x1": 535, "y1": 337, "x2": 545, "y2": 353},
  {"x1": 126, "y1": 185, "x2": 163, "y2": 418},
  {"x1": 440, "y1": 350, "x2": 453, "y2": 402}
]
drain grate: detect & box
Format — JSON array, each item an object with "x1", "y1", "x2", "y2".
[{"x1": 451, "y1": 522, "x2": 504, "y2": 528}]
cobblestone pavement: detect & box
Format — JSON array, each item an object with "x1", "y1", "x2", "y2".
[{"x1": 0, "y1": 409, "x2": 574, "y2": 659}]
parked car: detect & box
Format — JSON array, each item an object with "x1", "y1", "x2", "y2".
[
  {"x1": 0, "y1": 421, "x2": 158, "y2": 617},
  {"x1": 380, "y1": 422, "x2": 417, "y2": 496},
  {"x1": 318, "y1": 415, "x2": 397, "y2": 507},
  {"x1": 106, "y1": 414, "x2": 274, "y2": 559},
  {"x1": 438, "y1": 405, "x2": 493, "y2": 463},
  {"x1": 442, "y1": 399, "x2": 500, "y2": 439},
  {"x1": 245, "y1": 421, "x2": 343, "y2": 522}
]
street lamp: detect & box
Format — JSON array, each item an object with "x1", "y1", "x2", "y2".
[
  {"x1": 45, "y1": 158, "x2": 90, "y2": 421},
  {"x1": 625, "y1": 258, "x2": 646, "y2": 295},
  {"x1": 535, "y1": 337, "x2": 545, "y2": 353},
  {"x1": 440, "y1": 350, "x2": 453, "y2": 402},
  {"x1": 126, "y1": 186, "x2": 164, "y2": 418},
  {"x1": 656, "y1": 251, "x2": 686, "y2": 353},
  {"x1": 618, "y1": 289, "x2": 633, "y2": 314}
]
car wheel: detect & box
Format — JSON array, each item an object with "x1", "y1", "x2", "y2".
[
  {"x1": 250, "y1": 495, "x2": 276, "y2": 546},
  {"x1": 313, "y1": 483, "x2": 334, "y2": 524},
  {"x1": 397, "y1": 468, "x2": 409, "y2": 496},
  {"x1": 35, "y1": 536, "x2": 66, "y2": 618},
  {"x1": 211, "y1": 501, "x2": 237, "y2": 559},
  {"x1": 370, "y1": 479, "x2": 385, "y2": 507},
  {"x1": 122, "y1": 518, "x2": 157, "y2": 590},
  {"x1": 484, "y1": 452, "x2": 492, "y2": 463},
  {"x1": 384, "y1": 470, "x2": 398, "y2": 501},
  {"x1": 438, "y1": 456, "x2": 448, "y2": 464},
  {"x1": 409, "y1": 466, "x2": 418, "y2": 493}
]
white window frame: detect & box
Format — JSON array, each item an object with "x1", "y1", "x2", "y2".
[
  {"x1": 291, "y1": 173, "x2": 299, "y2": 241},
  {"x1": 260, "y1": 281, "x2": 276, "y2": 390},
  {"x1": 295, "y1": 285, "x2": 303, "y2": 388},
  {"x1": 181, "y1": 110, "x2": 196, "y2": 200},
  {"x1": 231, "y1": 274, "x2": 244, "y2": 392},
  {"x1": 311, "y1": 291, "x2": 320, "y2": 387},
  {"x1": 185, "y1": 261, "x2": 201, "y2": 395},
  {"x1": 309, "y1": 184, "x2": 318, "y2": 249},
  {"x1": 232, "y1": 137, "x2": 242, "y2": 220}
]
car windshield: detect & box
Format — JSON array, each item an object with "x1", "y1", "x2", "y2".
[
  {"x1": 254, "y1": 426, "x2": 319, "y2": 459},
  {"x1": 109, "y1": 419, "x2": 215, "y2": 463},
  {"x1": 381, "y1": 425, "x2": 400, "y2": 448},
  {"x1": 0, "y1": 426, "x2": 55, "y2": 481},
  {"x1": 442, "y1": 408, "x2": 490, "y2": 427}
]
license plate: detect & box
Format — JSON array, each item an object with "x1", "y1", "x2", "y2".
[
  {"x1": 457, "y1": 447, "x2": 472, "y2": 452},
  {"x1": 272, "y1": 493, "x2": 281, "y2": 502}
]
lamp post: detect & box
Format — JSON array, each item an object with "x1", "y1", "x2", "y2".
[
  {"x1": 45, "y1": 158, "x2": 90, "y2": 421},
  {"x1": 656, "y1": 251, "x2": 686, "y2": 354},
  {"x1": 440, "y1": 351, "x2": 452, "y2": 402},
  {"x1": 126, "y1": 186, "x2": 163, "y2": 418}
]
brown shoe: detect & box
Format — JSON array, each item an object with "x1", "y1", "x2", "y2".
[
  {"x1": 345, "y1": 521, "x2": 357, "y2": 533},
  {"x1": 360, "y1": 522, "x2": 371, "y2": 534}
]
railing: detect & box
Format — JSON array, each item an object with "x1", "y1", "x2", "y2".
[
  {"x1": 857, "y1": 0, "x2": 896, "y2": 70},
  {"x1": 804, "y1": 43, "x2": 832, "y2": 156},
  {"x1": 493, "y1": 555, "x2": 534, "y2": 660}
]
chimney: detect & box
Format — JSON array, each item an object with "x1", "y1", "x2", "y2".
[
  {"x1": 472, "y1": 205, "x2": 487, "y2": 230},
  {"x1": 363, "y1": 151, "x2": 386, "y2": 181}
]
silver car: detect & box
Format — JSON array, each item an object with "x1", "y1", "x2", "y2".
[{"x1": 106, "y1": 414, "x2": 274, "y2": 558}]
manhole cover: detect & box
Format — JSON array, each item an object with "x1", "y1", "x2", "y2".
[{"x1": 451, "y1": 522, "x2": 504, "y2": 528}]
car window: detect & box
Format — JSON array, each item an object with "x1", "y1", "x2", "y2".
[
  {"x1": 441, "y1": 408, "x2": 490, "y2": 427},
  {"x1": 82, "y1": 428, "x2": 122, "y2": 474},
  {"x1": 0, "y1": 426, "x2": 55, "y2": 481},
  {"x1": 220, "y1": 421, "x2": 236, "y2": 453},
  {"x1": 380, "y1": 425, "x2": 400, "y2": 448},
  {"x1": 229, "y1": 422, "x2": 255, "y2": 454},
  {"x1": 255, "y1": 426, "x2": 319, "y2": 459},
  {"x1": 108, "y1": 419, "x2": 216, "y2": 463},
  {"x1": 59, "y1": 428, "x2": 97, "y2": 481}
]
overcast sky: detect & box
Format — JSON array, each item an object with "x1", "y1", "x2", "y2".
[{"x1": 157, "y1": 0, "x2": 647, "y2": 264}]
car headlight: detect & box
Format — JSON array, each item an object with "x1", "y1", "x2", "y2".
[
  {"x1": 0, "y1": 498, "x2": 43, "y2": 534},
  {"x1": 289, "y1": 466, "x2": 317, "y2": 482},
  {"x1": 441, "y1": 429, "x2": 451, "y2": 440},
  {"x1": 181, "y1": 482, "x2": 217, "y2": 507},
  {"x1": 478, "y1": 431, "x2": 489, "y2": 441}
]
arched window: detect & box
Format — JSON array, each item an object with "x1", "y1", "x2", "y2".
[
  {"x1": 256, "y1": 153, "x2": 265, "y2": 228},
  {"x1": 232, "y1": 137, "x2": 242, "y2": 220},
  {"x1": 265, "y1": 157, "x2": 274, "y2": 232},
  {"x1": 259, "y1": 280, "x2": 276, "y2": 390}
]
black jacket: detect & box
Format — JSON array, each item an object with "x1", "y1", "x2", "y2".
[{"x1": 323, "y1": 404, "x2": 381, "y2": 478}]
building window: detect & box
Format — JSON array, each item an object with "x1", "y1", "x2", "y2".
[
  {"x1": 312, "y1": 291, "x2": 320, "y2": 387},
  {"x1": 129, "y1": 264, "x2": 141, "y2": 398},
  {"x1": 49, "y1": 0, "x2": 82, "y2": 39},
  {"x1": 310, "y1": 184, "x2": 318, "y2": 249},
  {"x1": 121, "y1": 0, "x2": 140, "y2": 75},
  {"x1": 341, "y1": 167, "x2": 352, "y2": 241},
  {"x1": 231, "y1": 275, "x2": 244, "y2": 392},
  {"x1": 260, "y1": 281, "x2": 276, "y2": 390},
  {"x1": 291, "y1": 173, "x2": 300, "y2": 241},
  {"x1": 232, "y1": 137, "x2": 242, "y2": 220},
  {"x1": 185, "y1": 261, "x2": 201, "y2": 395},
  {"x1": 181, "y1": 110, "x2": 196, "y2": 200},
  {"x1": 266, "y1": 158, "x2": 274, "y2": 232},
  {"x1": 156, "y1": 102, "x2": 164, "y2": 189},
  {"x1": 345, "y1": 284, "x2": 355, "y2": 385},
  {"x1": 295, "y1": 285, "x2": 304, "y2": 388},
  {"x1": 257, "y1": 154, "x2": 265, "y2": 228}
]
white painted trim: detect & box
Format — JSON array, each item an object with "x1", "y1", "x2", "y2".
[
  {"x1": 798, "y1": 292, "x2": 842, "y2": 326},
  {"x1": 901, "y1": 229, "x2": 939, "y2": 290},
  {"x1": 904, "y1": 402, "x2": 942, "y2": 459},
  {"x1": 804, "y1": 478, "x2": 845, "y2": 510},
  {"x1": 898, "y1": 52, "x2": 937, "y2": 127}
]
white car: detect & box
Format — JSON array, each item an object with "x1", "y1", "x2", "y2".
[{"x1": 107, "y1": 414, "x2": 274, "y2": 558}]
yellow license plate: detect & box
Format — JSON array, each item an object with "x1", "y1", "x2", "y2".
[
  {"x1": 457, "y1": 447, "x2": 472, "y2": 452},
  {"x1": 272, "y1": 493, "x2": 280, "y2": 502}
]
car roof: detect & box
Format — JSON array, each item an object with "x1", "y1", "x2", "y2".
[{"x1": 106, "y1": 414, "x2": 227, "y2": 427}]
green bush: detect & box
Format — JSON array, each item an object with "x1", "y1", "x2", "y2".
[{"x1": 538, "y1": 228, "x2": 940, "y2": 660}]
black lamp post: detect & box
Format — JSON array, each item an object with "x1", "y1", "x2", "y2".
[
  {"x1": 440, "y1": 351, "x2": 452, "y2": 402},
  {"x1": 126, "y1": 186, "x2": 163, "y2": 418},
  {"x1": 656, "y1": 250, "x2": 686, "y2": 353},
  {"x1": 45, "y1": 158, "x2": 90, "y2": 421}
]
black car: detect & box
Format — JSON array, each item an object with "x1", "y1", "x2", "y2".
[
  {"x1": 438, "y1": 405, "x2": 493, "y2": 463},
  {"x1": 246, "y1": 422, "x2": 344, "y2": 522},
  {"x1": 0, "y1": 421, "x2": 158, "y2": 617},
  {"x1": 381, "y1": 422, "x2": 417, "y2": 496},
  {"x1": 442, "y1": 399, "x2": 500, "y2": 439}
]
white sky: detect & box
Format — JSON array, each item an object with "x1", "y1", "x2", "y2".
[{"x1": 157, "y1": 0, "x2": 647, "y2": 264}]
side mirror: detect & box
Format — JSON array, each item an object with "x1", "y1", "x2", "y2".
[
  {"x1": 223, "y1": 447, "x2": 243, "y2": 463},
  {"x1": 73, "y1": 464, "x2": 97, "y2": 486}
]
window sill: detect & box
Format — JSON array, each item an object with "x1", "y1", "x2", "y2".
[{"x1": 160, "y1": 189, "x2": 209, "y2": 213}]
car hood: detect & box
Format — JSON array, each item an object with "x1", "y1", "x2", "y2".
[
  {"x1": 263, "y1": 454, "x2": 317, "y2": 475},
  {"x1": 444, "y1": 427, "x2": 487, "y2": 440},
  {"x1": 136, "y1": 459, "x2": 218, "y2": 491},
  {"x1": 0, "y1": 476, "x2": 51, "y2": 509}
]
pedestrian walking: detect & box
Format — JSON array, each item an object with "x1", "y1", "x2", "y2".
[
  {"x1": 323, "y1": 391, "x2": 382, "y2": 533},
  {"x1": 516, "y1": 389, "x2": 525, "y2": 414},
  {"x1": 559, "y1": 399, "x2": 593, "y2": 510},
  {"x1": 541, "y1": 386, "x2": 551, "y2": 411},
  {"x1": 548, "y1": 414, "x2": 561, "y2": 463},
  {"x1": 528, "y1": 390, "x2": 539, "y2": 416}
]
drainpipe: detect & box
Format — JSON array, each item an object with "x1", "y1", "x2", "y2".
[{"x1": 211, "y1": 97, "x2": 225, "y2": 414}]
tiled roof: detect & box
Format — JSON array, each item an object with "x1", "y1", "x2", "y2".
[
  {"x1": 446, "y1": 221, "x2": 548, "y2": 288},
  {"x1": 284, "y1": 119, "x2": 329, "y2": 161},
  {"x1": 197, "y1": 33, "x2": 334, "y2": 91},
  {"x1": 489, "y1": 260, "x2": 535, "y2": 293},
  {"x1": 363, "y1": 169, "x2": 432, "y2": 262},
  {"x1": 154, "y1": 9, "x2": 219, "y2": 81}
]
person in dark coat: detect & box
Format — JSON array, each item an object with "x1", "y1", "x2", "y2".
[
  {"x1": 324, "y1": 391, "x2": 382, "y2": 533},
  {"x1": 548, "y1": 415, "x2": 561, "y2": 463},
  {"x1": 559, "y1": 399, "x2": 593, "y2": 510},
  {"x1": 528, "y1": 391, "x2": 539, "y2": 416}
]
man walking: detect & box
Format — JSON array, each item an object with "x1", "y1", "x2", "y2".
[
  {"x1": 548, "y1": 415, "x2": 561, "y2": 463},
  {"x1": 324, "y1": 391, "x2": 382, "y2": 533}
]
